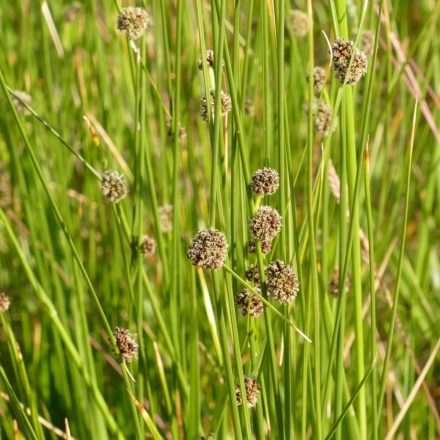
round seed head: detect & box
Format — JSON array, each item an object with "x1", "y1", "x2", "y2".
[
  {"x1": 140, "y1": 235, "x2": 156, "y2": 257},
  {"x1": 0, "y1": 293, "x2": 11, "y2": 312},
  {"x1": 235, "y1": 376, "x2": 260, "y2": 407},
  {"x1": 12, "y1": 91, "x2": 33, "y2": 116},
  {"x1": 158, "y1": 205, "x2": 173, "y2": 233},
  {"x1": 265, "y1": 260, "x2": 299, "y2": 304},
  {"x1": 331, "y1": 38, "x2": 368, "y2": 85},
  {"x1": 100, "y1": 170, "x2": 128, "y2": 203},
  {"x1": 249, "y1": 206, "x2": 282, "y2": 242},
  {"x1": 235, "y1": 288, "x2": 264, "y2": 317},
  {"x1": 113, "y1": 327, "x2": 138, "y2": 362},
  {"x1": 307, "y1": 66, "x2": 326, "y2": 94},
  {"x1": 245, "y1": 264, "x2": 260, "y2": 282},
  {"x1": 197, "y1": 49, "x2": 215, "y2": 70},
  {"x1": 187, "y1": 228, "x2": 228, "y2": 270},
  {"x1": 200, "y1": 90, "x2": 232, "y2": 122},
  {"x1": 289, "y1": 10, "x2": 309, "y2": 37},
  {"x1": 117, "y1": 7, "x2": 151, "y2": 41},
  {"x1": 249, "y1": 238, "x2": 272, "y2": 254},
  {"x1": 361, "y1": 30, "x2": 375, "y2": 57},
  {"x1": 328, "y1": 267, "x2": 351, "y2": 297},
  {"x1": 251, "y1": 168, "x2": 280, "y2": 196},
  {"x1": 314, "y1": 100, "x2": 333, "y2": 135}
]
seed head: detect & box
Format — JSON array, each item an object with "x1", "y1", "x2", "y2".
[
  {"x1": 117, "y1": 7, "x2": 151, "y2": 41},
  {"x1": 158, "y1": 205, "x2": 173, "y2": 233},
  {"x1": 307, "y1": 66, "x2": 326, "y2": 94},
  {"x1": 249, "y1": 238, "x2": 272, "y2": 254},
  {"x1": 249, "y1": 206, "x2": 282, "y2": 242},
  {"x1": 332, "y1": 38, "x2": 368, "y2": 85},
  {"x1": 289, "y1": 10, "x2": 309, "y2": 38},
  {"x1": 187, "y1": 228, "x2": 228, "y2": 270},
  {"x1": 245, "y1": 264, "x2": 260, "y2": 282},
  {"x1": 100, "y1": 170, "x2": 128, "y2": 203},
  {"x1": 265, "y1": 260, "x2": 299, "y2": 304},
  {"x1": 197, "y1": 49, "x2": 215, "y2": 70},
  {"x1": 0, "y1": 293, "x2": 11, "y2": 312},
  {"x1": 235, "y1": 288, "x2": 264, "y2": 317},
  {"x1": 251, "y1": 168, "x2": 280, "y2": 196},
  {"x1": 12, "y1": 91, "x2": 33, "y2": 116},
  {"x1": 113, "y1": 327, "x2": 138, "y2": 362},
  {"x1": 200, "y1": 90, "x2": 232, "y2": 122},
  {"x1": 361, "y1": 30, "x2": 375, "y2": 57},
  {"x1": 313, "y1": 100, "x2": 333, "y2": 135},
  {"x1": 140, "y1": 235, "x2": 156, "y2": 257},
  {"x1": 328, "y1": 267, "x2": 351, "y2": 297},
  {"x1": 236, "y1": 376, "x2": 260, "y2": 407}
]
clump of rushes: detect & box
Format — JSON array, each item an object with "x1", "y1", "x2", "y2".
[
  {"x1": 117, "y1": 7, "x2": 151, "y2": 41},
  {"x1": 289, "y1": 10, "x2": 309, "y2": 37},
  {"x1": 187, "y1": 228, "x2": 228, "y2": 270},
  {"x1": 235, "y1": 288, "x2": 264, "y2": 317},
  {"x1": 12, "y1": 91, "x2": 32, "y2": 116},
  {"x1": 0, "y1": 293, "x2": 11, "y2": 312},
  {"x1": 265, "y1": 260, "x2": 299, "y2": 304},
  {"x1": 140, "y1": 235, "x2": 156, "y2": 257},
  {"x1": 249, "y1": 238, "x2": 272, "y2": 255},
  {"x1": 249, "y1": 206, "x2": 282, "y2": 242},
  {"x1": 332, "y1": 38, "x2": 368, "y2": 85},
  {"x1": 251, "y1": 167, "x2": 280, "y2": 196},
  {"x1": 200, "y1": 90, "x2": 232, "y2": 122},
  {"x1": 113, "y1": 327, "x2": 138, "y2": 363},
  {"x1": 313, "y1": 100, "x2": 333, "y2": 135},
  {"x1": 197, "y1": 49, "x2": 215, "y2": 70},
  {"x1": 100, "y1": 170, "x2": 128, "y2": 203},
  {"x1": 158, "y1": 205, "x2": 173, "y2": 233},
  {"x1": 361, "y1": 30, "x2": 375, "y2": 57},
  {"x1": 235, "y1": 376, "x2": 260, "y2": 407},
  {"x1": 307, "y1": 66, "x2": 326, "y2": 94},
  {"x1": 328, "y1": 267, "x2": 352, "y2": 297}
]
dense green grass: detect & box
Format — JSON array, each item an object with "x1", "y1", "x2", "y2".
[{"x1": 0, "y1": 0, "x2": 439, "y2": 439}]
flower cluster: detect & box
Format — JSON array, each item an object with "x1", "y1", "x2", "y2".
[
  {"x1": 235, "y1": 376, "x2": 260, "y2": 407},
  {"x1": 117, "y1": 7, "x2": 151, "y2": 40},
  {"x1": 187, "y1": 228, "x2": 228, "y2": 270},
  {"x1": 100, "y1": 170, "x2": 128, "y2": 203},
  {"x1": 113, "y1": 327, "x2": 138, "y2": 363},
  {"x1": 332, "y1": 38, "x2": 368, "y2": 85}
]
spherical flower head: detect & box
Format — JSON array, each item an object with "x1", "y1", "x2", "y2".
[
  {"x1": 245, "y1": 264, "x2": 260, "y2": 283},
  {"x1": 289, "y1": 10, "x2": 309, "y2": 37},
  {"x1": 249, "y1": 206, "x2": 282, "y2": 242},
  {"x1": 0, "y1": 293, "x2": 11, "y2": 312},
  {"x1": 141, "y1": 235, "x2": 156, "y2": 257},
  {"x1": 265, "y1": 260, "x2": 299, "y2": 304},
  {"x1": 235, "y1": 376, "x2": 260, "y2": 407},
  {"x1": 251, "y1": 168, "x2": 280, "y2": 196},
  {"x1": 249, "y1": 238, "x2": 272, "y2": 254},
  {"x1": 332, "y1": 38, "x2": 368, "y2": 85},
  {"x1": 200, "y1": 90, "x2": 232, "y2": 122},
  {"x1": 100, "y1": 170, "x2": 128, "y2": 203},
  {"x1": 158, "y1": 204, "x2": 173, "y2": 233},
  {"x1": 361, "y1": 30, "x2": 375, "y2": 57},
  {"x1": 307, "y1": 66, "x2": 326, "y2": 94},
  {"x1": 197, "y1": 49, "x2": 215, "y2": 70},
  {"x1": 187, "y1": 228, "x2": 228, "y2": 270},
  {"x1": 313, "y1": 100, "x2": 333, "y2": 135},
  {"x1": 113, "y1": 327, "x2": 138, "y2": 362},
  {"x1": 12, "y1": 91, "x2": 33, "y2": 116},
  {"x1": 117, "y1": 7, "x2": 151, "y2": 41},
  {"x1": 235, "y1": 288, "x2": 264, "y2": 317}
]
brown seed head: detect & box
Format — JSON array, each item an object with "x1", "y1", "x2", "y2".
[
  {"x1": 140, "y1": 235, "x2": 156, "y2": 257},
  {"x1": 0, "y1": 293, "x2": 11, "y2": 312},
  {"x1": 249, "y1": 238, "x2": 272, "y2": 254},
  {"x1": 251, "y1": 168, "x2": 280, "y2": 196},
  {"x1": 289, "y1": 10, "x2": 309, "y2": 37},
  {"x1": 249, "y1": 206, "x2": 282, "y2": 242},
  {"x1": 187, "y1": 228, "x2": 228, "y2": 270},
  {"x1": 100, "y1": 170, "x2": 128, "y2": 203},
  {"x1": 332, "y1": 38, "x2": 368, "y2": 85},
  {"x1": 200, "y1": 90, "x2": 232, "y2": 122},
  {"x1": 328, "y1": 267, "x2": 352, "y2": 297},
  {"x1": 307, "y1": 66, "x2": 326, "y2": 94},
  {"x1": 236, "y1": 376, "x2": 260, "y2": 407},
  {"x1": 245, "y1": 264, "x2": 260, "y2": 282},
  {"x1": 113, "y1": 327, "x2": 138, "y2": 362},
  {"x1": 265, "y1": 260, "x2": 299, "y2": 304},
  {"x1": 197, "y1": 49, "x2": 215, "y2": 70},
  {"x1": 313, "y1": 100, "x2": 333, "y2": 135},
  {"x1": 117, "y1": 7, "x2": 151, "y2": 40},
  {"x1": 361, "y1": 30, "x2": 375, "y2": 57},
  {"x1": 235, "y1": 288, "x2": 264, "y2": 317}
]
